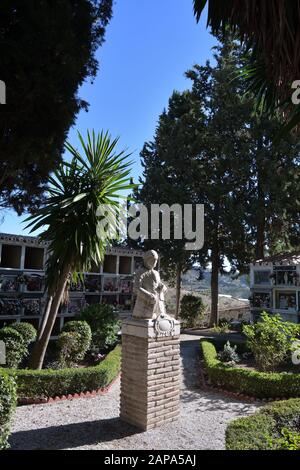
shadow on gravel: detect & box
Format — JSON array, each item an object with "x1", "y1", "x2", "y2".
[
  {"x1": 180, "y1": 388, "x2": 257, "y2": 415},
  {"x1": 180, "y1": 339, "x2": 259, "y2": 417},
  {"x1": 180, "y1": 340, "x2": 202, "y2": 390},
  {"x1": 9, "y1": 418, "x2": 141, "y2": 450}
]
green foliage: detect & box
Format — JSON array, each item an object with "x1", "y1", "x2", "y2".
[
  {"x1": 226, "y1": 413, "x2": 276, "y2": 451},
  {"x1": 26, "y1": 130, "x2": 136, "y2": 292},
  {"x1": 0, "y1": 327, "x2": 27, "y2": 368},
  {"x1": 128, "y1": 90, "x2": 196, "y2": 313},
  {"x1": 218, "y1": 341, "x2": 240, "y2": 364},
  {"x1": 0, "y1": 371, "x2": 17, "y2": 450},
  {"x1": 268, "y1": 428, "x2": 300, "y2": 450},
  {"x1": 57, "y1": 331, "x2": 82, "y2": 368},
  {"x1": 10, "y1": 322, "x2": 37, "y2": 347},
  {"x1": 193, "y1": 2, "x2": 300, "y2": 136},
  {"x1": 62, "y1": 321, "x2": 92, "y2": 361},
  {"x1": 204, "y1": 337, "x2": 250, "y2": 355},
  {"x1": 201, "y1": 340, "x2": 300, "y2": 399},
  {"x1": 226, "y1": 399, "x2": 300, "y2": 450},
  {"x1": 180, "y1": 294, "x2": 206, "y2": 328},
  {"x1": 132, "y1": 34, "x2": 300, "y2": 330},
  {"x1": 243, "y1": 313, "x2": 298, "y2": 371},
  {"x1": 0, "y1": 1, "x2": 113, "y2": 214},
  {"x1": 26, "y1": 130, "x2": 136, "y2": 369},
  {"x1": 79, "y1": 303, "x2": 120, "y2": 352},
  {"x1": 212, "y1": 321, "x2": 230, "y2": 335},
  {"x1": 2, "y1": 345, "x2": 121, "y2": 399}
]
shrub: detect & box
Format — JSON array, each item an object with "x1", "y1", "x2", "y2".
[
  {"x1": 204, "y1": 337, "x2": 250, "y2": 355},
  {"x1": 0, "y1": 371, "x2": 17, "y2": 450},
  {"x1": 226, "y1": 399, "x2": 300, "y2": 450},
  {"x1": 269, "y1": 428, "x2": 300, "y2": 450},
  {"x1": 201, "y1": 340, "x2": 300, "y2": 398},
  {"x1": 213, "y1": 321, "x2": 230, "y2": 335},
  {"x1": 243, "y1": 312, "x2": 298, "y2": 371},
  {"x1": 10, "y1": 322, "x2": 37, "y2": 346},
  {"x1": 2, "y1": 345, "x2": 121, "y2": 399},
  {"x1": 180, "y1": 294, "x2": 206, "y2": 328},
  {"x1": 0, "y1": 327, "x2": 27, "y2": 368},
  {"x1": 57, "y1": 331, "x2": 82, "y2": 367},
  {"x1": 79, "y1": 304, "x2": 120, "y2": 352},
  {"x1": 218, "y1": 341, "x2": 240, "y2": 364},
  {"x1": 62, "y1": 321, "x2": 92, "y2": 361}
]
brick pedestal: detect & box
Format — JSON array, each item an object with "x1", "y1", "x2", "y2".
[{"x1": 120, "y1": 318, "x2": 180, "y2": 430}]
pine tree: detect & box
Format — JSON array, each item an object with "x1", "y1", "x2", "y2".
[
  {"x1": 0, "y1": 0, "x2": 113, "y2": 214},
  {"x1": 135, "y1": 36, "x2": 300, "y2": 327}
]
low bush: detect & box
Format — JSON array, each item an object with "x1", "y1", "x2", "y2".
[
  {"x1": 226, "y1": 399, "x2": 300, "y2": 450},
  {"x1": 270, "y1": 428, "x2": 300, "y2": 450},
  {"x1": 10, "y1": 322, "x2": 37, "y2": 346},
  {"x1": 201, "y1": 340, "x2": 300, "y2": 398},
  {"x1": 204, "y1": 337, "x2": 249, "y2": 355},
  {"x1": 243, "y1": 312, "x2": 299, "y2": 372},
  {"x1": 212, "y1": 321, "x2": 230, "y2": 335},
  {"x1": 1, "y1": 345, "x2": 121, "y2": 399},
  {"x1": 180, "y1": 294, "x2": 206, "y2": 328},
  {"x1": 0, "y1": 327, "x2": 27, "y2": 368},
  {"x1": 0, "y1": 371, "x2": 17, "y2": 450},
  {"x1": 57, "y1": 331, "x2": 82, "y2": 367},
  {"x1": 61, "y1": 321, "x2": 92, "y2": 361},
  {"x1": 217, "y1": 341, "x2": 240, "y2": 364},
  {"x1": 78, "y1": 304, "x2": 120, "y2": 352}
]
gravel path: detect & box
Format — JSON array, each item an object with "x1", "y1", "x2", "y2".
[{"x1": 10, "y1": 335, "x2": 259, "y2": 450}]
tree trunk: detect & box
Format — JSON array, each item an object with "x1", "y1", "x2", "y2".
[
  {"x1": 175, "y1": 266, "x2": 182, "y2": 319},
  {"x1": 256, "y1": 220, "x2": 265, "y2": 260},
  {"x1": 256, "y1": 140, "x2": 266, "y2": 260},
  {"x1": 29, "y1": 266, "x2": 70, "y2": 370},
  {"x1": 37, "y1": 295, "x2": 53, "y2": 341},
  {"x1": 209, "y1": 238, "x2": 219, "y2": 328}
]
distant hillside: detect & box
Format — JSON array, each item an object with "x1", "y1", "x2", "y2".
[{"x1": 181, "y1": 269, "x2": 250, "y2": 301}]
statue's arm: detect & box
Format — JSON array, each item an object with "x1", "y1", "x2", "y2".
[
  {"x1": 157, "y1": 273, "x2": 167, "y2": 294},
  {"x1": 138, "y1": 285, "x2": 156, "y2": 302},
  {"x1": 135, "y1": 273, "x2": 156, "y2": 302},
  {"x1": 161, "y1": 283, "x2": 168, "y2": 293}
]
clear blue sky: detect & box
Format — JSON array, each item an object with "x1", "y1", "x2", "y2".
[{"x1": 1, "y1": 0, "x2": 215, "y2": 235}]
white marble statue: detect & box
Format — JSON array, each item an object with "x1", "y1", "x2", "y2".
[{"x1": 132, "y1": 250, "x2": 168, "y2": 320}]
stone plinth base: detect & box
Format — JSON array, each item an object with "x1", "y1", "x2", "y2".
[{"x1": 120, "y1": 317, "x2": 180, "y2": 431}]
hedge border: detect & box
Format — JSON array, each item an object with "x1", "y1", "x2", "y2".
[
  {"x1": 201, "y1": 340, "x2": 300, "y2": 399},
  {"x1": 226, "y1": 398, "x2": 300, "y2": 450},
  {"x1": 0, "y1": 370, "x2": 17, "y2": 450},
  {"x1": 0, "y1": 345, "x2": 121, "y2": 401},
  {"x1": 18, "y1": 373, "x2": 120, "y2": 406}
]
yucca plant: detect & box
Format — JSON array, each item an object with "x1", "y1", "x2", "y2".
[{"x1": 26, "y1": 130, "x2": 136, "y2": 369}]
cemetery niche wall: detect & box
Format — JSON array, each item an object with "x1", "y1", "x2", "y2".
[
  {"x1": 0, "y1": 233, "x2": 143, "y2": 336},
  {"x1": 250, "y1": 252, "x2": 300, "y2": 323}
]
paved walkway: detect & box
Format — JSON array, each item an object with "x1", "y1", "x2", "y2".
[{"x1": 10, "y1": 335, "x2": 259, "y2": 450}]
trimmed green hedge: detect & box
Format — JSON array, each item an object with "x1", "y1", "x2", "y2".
[
  {"x1": 0, "y1": 371, "x2": 17, "y2": 450},
  {"x1": 201, "y1": 340, "x2": 300, "y2": 398},
  {"x1": 0, "y1": 345, "x2": 121, "y2": 400},
  {"x1": 226, "y1": 399, "x2": 300, "y2": 450}
]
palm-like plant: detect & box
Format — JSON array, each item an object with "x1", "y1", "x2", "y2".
[
  {"x1": 26, "y1": 131, "x2": 135, "y2": 369},
  {"x1": 194, "y1": 0, "x2": 300, "y2": 136}
]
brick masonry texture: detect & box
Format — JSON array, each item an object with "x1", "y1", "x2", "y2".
[{"x1": 120, "y1": 333, "x2": 181, "y2": 430}]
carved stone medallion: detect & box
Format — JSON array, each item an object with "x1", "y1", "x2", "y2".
[{"x1": 154, "y1": 314, "x2": 175, "y2": 337}]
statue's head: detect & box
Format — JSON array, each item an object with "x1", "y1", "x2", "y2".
[{"x1": 143, "y1": 250, "x2": 158, "y2": 270}]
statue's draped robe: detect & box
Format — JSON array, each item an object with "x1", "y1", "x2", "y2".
[{"x1": 133, "y1": 268, "x2": 166, "y2": 319}]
